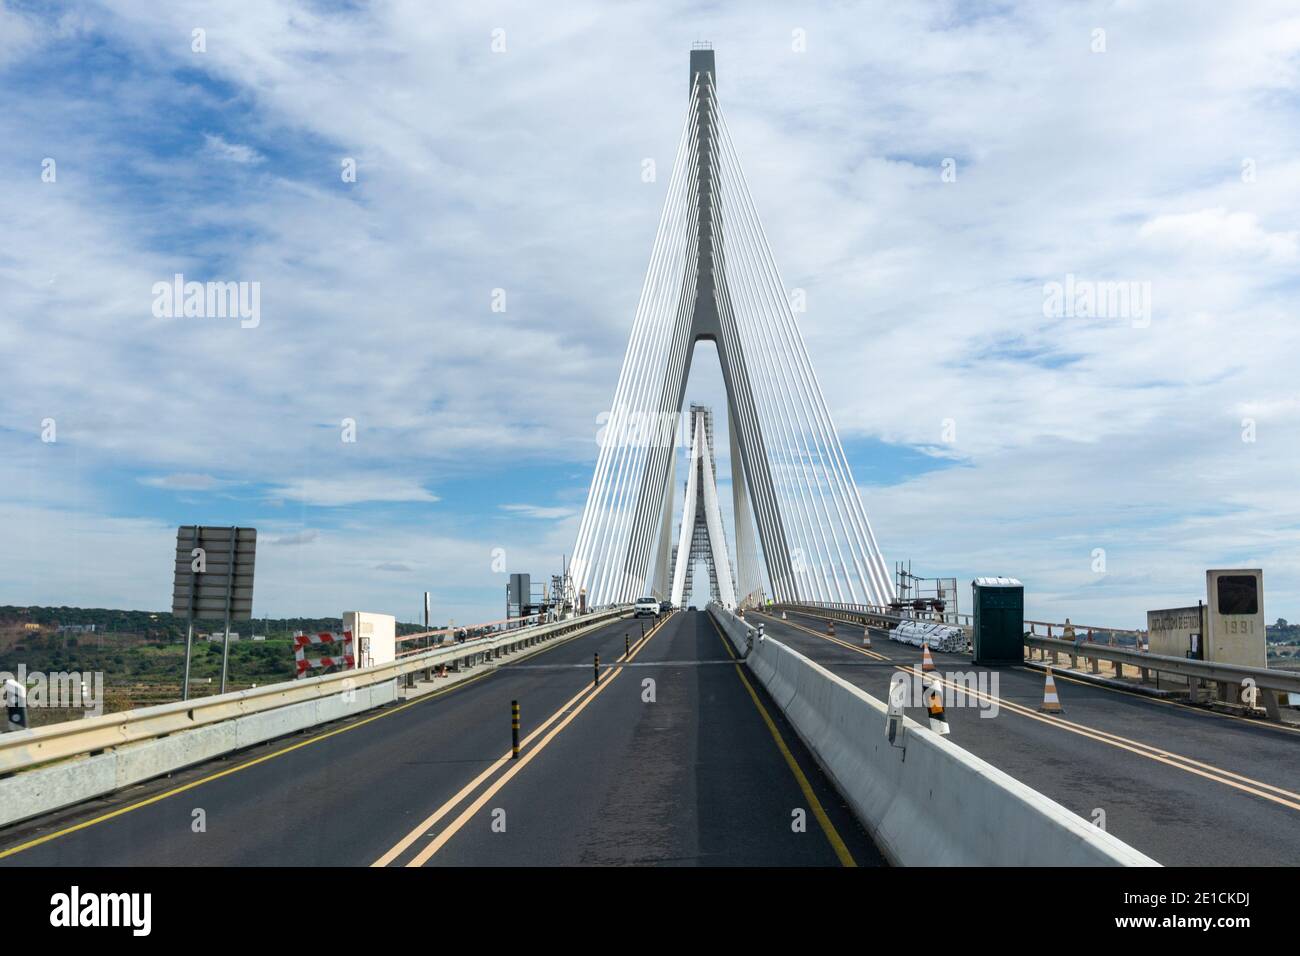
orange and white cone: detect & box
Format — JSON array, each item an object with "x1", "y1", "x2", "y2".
[
  {"x1": 921, "y1": 643, "x2": 936, "y2": 672},
  {"x1": 862, "y1": 627, "x2": 872, "y2": 648},
  {"x1": 924, "y1": 679, "x2": 950, "y2": 735},
  {"x1": 827, "y1": 619, "x2": 835, "y2": 636},
  {"x1": 1040, "y1": 668, "x2": 1063, "y2": 713},
  {"x1": 438, "y1": 664, "x2": 448, "y2": 678},
  {"x1": 782, "y1": 610, "x2": 787, "y2": 620}
]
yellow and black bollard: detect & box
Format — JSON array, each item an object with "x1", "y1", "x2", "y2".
[
  {"x1": 511, "y1": 700, "x2": 520, "y2": 758},
  {"x1": 594, "y1": 652, "x2": 601, "y2": 686},
  {"x1": 625, "y1": 634, "x2": 630, "y2": 658}
]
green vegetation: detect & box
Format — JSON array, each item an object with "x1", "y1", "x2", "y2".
[{"x1": 0, "y1": 606, "x2": 436, "y2": 716}]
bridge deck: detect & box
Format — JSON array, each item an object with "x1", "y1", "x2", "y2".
[
  {"x1": 755, "y1": 608, "x2": 1300, "y2": 866},
  {"x1": 0, "y1": 612, "x2": 881, "y2": 867}
]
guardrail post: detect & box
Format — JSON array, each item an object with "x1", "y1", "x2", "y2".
[{"x1": 512, "y1": 700, "x2": 520, "y2": 758}]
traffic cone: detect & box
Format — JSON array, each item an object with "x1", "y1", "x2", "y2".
[
  {"x1": 1040, "y1": 668, "x2": 1063, "y2": 713},
  {"x1": 862, "y1": 627, "x2": 872, "y2": 648},
  {"x1": 782, "y1": 610, "x2": 787, "y2": 620},
  {"x1": 827, "y1": 619, "x2": 835, "y2": 637},
  {"x1": 438, "y1": 664, "x2": 448, "y2": 678},
  {"x1": 924, "y1": 679, "x2": 950, "y2": 735},
  {"x1": 921, "y1": 643, "x2": 936, "y2": 672}
]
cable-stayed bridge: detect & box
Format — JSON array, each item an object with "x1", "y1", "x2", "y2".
[
  {"x1": 0, "y1": 47, "x2": 1295, "y2": 871},
  {"x1": 569, "y1": 46, "x2": 892, "y2": 611}
]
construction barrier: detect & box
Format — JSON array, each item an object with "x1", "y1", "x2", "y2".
[{"x1": 293, "y1": 630, "x2": 355, "y2": 677}]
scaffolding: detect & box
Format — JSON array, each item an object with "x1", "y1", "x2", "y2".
[{"x1": 893, "y1": 561, "x2": 959, "y2": 624}]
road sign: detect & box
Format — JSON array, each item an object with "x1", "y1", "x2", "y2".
[
  {"x1": 172, "y1": 526, "x2": 257, "y2": 620},
  {"x1": 173, "y1": 526, "x2": 257, "y2": 699}
]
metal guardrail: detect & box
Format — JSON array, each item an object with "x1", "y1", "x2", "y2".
[
  {"x1": 1025, "y1": 634, "x2": 1300, "y2": 693},
  {"x1": 1026, "y1": 620, "x2": 1144, "y2": 640},
  {"x1": 806, "y1": 600, "x2": 972, "y2": 632},
  {"x1": 395, "y1": 611, "x2": 544, "y2": 651},
  {"x1": 0, "y1": 606, "x2": 631, "y2": 775},
  {"x1": 777, "y1": 601, "x2": 970, "y2": 634}
]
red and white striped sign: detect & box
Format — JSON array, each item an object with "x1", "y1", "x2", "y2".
[{"x1": 293, "y1": 630, "x2": 355, "y2": 677}]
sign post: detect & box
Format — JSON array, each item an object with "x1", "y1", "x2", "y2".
[{"x1": 173, "y1": 526, "x2": 257, "y2": 701}]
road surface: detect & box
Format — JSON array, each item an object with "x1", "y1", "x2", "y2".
[
  {"x1": 752, "y1": 607, "x2": 1300, "y2": 866},
  {"x1": 0, "y1": 611, "x2": 882, "y2": 867}
]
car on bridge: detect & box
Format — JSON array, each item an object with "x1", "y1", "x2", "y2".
[{"x1": 634, "y1": 597, "x2": 661, "y2": 618}]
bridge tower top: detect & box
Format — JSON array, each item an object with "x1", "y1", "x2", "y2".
[{"x1": 690, "y1": 44, "x2": 715, "y2": 95}]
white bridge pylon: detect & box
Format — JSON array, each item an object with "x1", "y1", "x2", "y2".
[
  {"x1": 570, "y1": 46, "x2": 894, "y2": 610},
  {"x1": 670, "y1": 405, "x2": 736, "y2": 608}
]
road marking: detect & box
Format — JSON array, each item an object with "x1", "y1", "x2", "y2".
[
  {"x1": 909, "y1": 666, "x2": 1300, "y2": 811},
  {"x1": 371, "y1": 682, "x2": 594, "y2": 867},
  {"x1": 774, "y1": 608, "x2": 1300, "y2": 738},
  {"x1": 1036, "y1": 666, "x2": 1300, "y2": 737},
  {"x1": 0, "y1": 617, "x2": 639, "y2": 862},
  {"x1": 710, "y1": 616, "x2": 856, "y2": 867},
  {"x1": 374, "y1": 613, "x2": 666, "y2": 865},
  {"x1": 755, "y1": 610, "x2": 1300, "y2": 814},
  {"x1": 388, "y1": 612, "x2": 673, "y2": 867}
]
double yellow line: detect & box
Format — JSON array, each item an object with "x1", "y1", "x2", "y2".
[
  {"x1": 756, "y1": 611, "x2": 1300, "y2": 813},
  {"x1": 374, "y1": 612, "x2": 673, "y2": 867},
  {"x1": 0, "y1": 614, "x2": 650, "y2": 862}
]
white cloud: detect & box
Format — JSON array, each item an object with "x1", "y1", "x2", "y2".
[
  {"x1": 140, "y1": 473, "x2": 230, "y2": 491},
  {"x1": 3, "y1": 1, "x2": 1299, "y2": 623},
  {"x1": 1137, "y1": 208, "x2": 1299, "y2": 263},
  {"x1": 267, "y1": 477, "x2": 439, "y2": 507},
  {"x1": 202, "y1": 133, "x2": 264, "y2": 166},
  {"x1": 269, "y1": 529, "x2": 319, "y2": 546},
  {"x1": 500, "y1": 503, "x2": 578, "y2": 520}
]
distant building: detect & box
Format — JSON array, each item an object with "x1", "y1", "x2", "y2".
[{"x1": 56, "y1": 624, "x2": 97, "y2": 634}]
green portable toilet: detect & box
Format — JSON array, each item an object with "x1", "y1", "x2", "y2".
[{"x1": 972, "y1": 577, "x2": 1024, "y2": 665}]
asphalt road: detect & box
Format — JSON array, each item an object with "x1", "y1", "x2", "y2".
[
  {"x1": 752, "y1": 607, "x2": 1300, "y2": 866},
  {"x1": 0, "y1": 611, "x2": 881, "y2": 867}
]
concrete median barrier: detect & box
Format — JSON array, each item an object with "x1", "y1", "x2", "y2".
[{"x1": 714, "y1": 604, "x2": 1158, "y2": 866}]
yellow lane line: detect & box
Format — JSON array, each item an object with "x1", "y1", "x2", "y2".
[
  {"x1": 371, "y1": 682, "x2": 594, "y2": 867},
  {"x1": 777, "y1": 607, "x2": 1300, "y2": 738},
  {"x1": 0, "y1": 616, "x2": 642, "y2": 863},
  {"x1": 1036, "y1": 666, "x2": 1300, "y2": 737},
  {"x1": 756, "y1": 611, "x2": 1300, "y2": 813},
  {"x1": 907, "y1": 666, "x2": 1300, "y2": 810},
  {"x1": 0, "y1": 667, "x2": 501, "y2": 861},
  {"x1": 711, "y1": 616, "x2": 856, "y2": 867},
  {"x1": 399, "y1": 612, "x2": 673, "y2": 867}
]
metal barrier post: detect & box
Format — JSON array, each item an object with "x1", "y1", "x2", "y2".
[{"x1": 512, "y1": 700, "x2": 520, "y2": 759}]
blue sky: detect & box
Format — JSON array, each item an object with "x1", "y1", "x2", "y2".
[{"x1": 2, "y1": 1, "x2": 1299, "y2": 627}]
